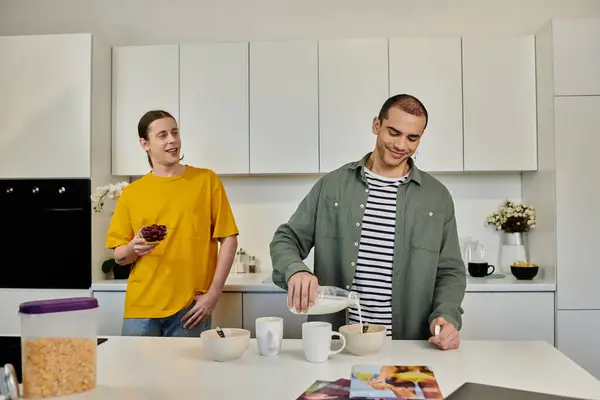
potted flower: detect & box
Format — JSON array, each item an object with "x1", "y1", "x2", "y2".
[
  {"x1": 486, "y1": 200, "x2": 536, "y2": 274},
  {"x1": 91, "y1": 181, "x2": 132, "y2": 279}
]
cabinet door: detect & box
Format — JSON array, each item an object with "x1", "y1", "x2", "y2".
[
  {"x1": 249, "y1": 41, "x2": 319, "y2": 173},
  {"x1": 112, "y1": 45, "x2": 179, "y2": 176},
  {"x1": 93, "y1": 291, "x2": 126, "y2": 336},
  {"x1": 0, "y1": 34, "x2": 91, "y2": 178},
  {"x1": 557, "y1": 310, "x2": 600, "y2": 380},
  {"x1": 462, "y1": 36, "x2": 537, "y2": 171},
  {"x1": 318, "y1": 39, "x2": 389, "y2": 173},
  {"x1": 211, "y1": 293, "x2": 243, "y2": 329},
  {"x1": 179, "y1": 42, "x2": 249, "y2": 174},
  {"x1": 242, "y1": 293, "x2": 307, "y2": 339},
  {"x1": 554, "y1": 96, "x2": 600, "y2": 310},
  {"x1": 460, "y1": 292, "x2": 555, "y2": 345},
  {"x1": 552, "y1": 19, "x2": 600, "y2": 96},
  {"x1": 389, "y1": 37, "x2": 463, "y2": 172}
]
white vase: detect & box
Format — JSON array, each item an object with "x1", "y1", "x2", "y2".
[{"x1": 499, "y1": 232, "x2": 528, "y2": 274}]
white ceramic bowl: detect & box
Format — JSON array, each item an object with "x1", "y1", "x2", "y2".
[
  {"x1": 200, "y1": 328, "x2": 250, "y2": 362},
  {"x1": 339, "y1": 324, "x2": 387, "y2": 356}
]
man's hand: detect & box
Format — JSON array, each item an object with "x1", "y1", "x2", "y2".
[
  {"x1": 129, "y1": 229, "x2": 158, "y2": 257},
  {"x1": 181, "y1": 292, "x2": 219, "y2": 329},
  {"x1": 287, "y1": 272, "x2": 318, "y2": 313},
  {"x1": 429, "y1": 316, "x2": 460, "y2": 350}
]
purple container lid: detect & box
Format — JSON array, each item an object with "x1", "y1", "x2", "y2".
[{"x1": 19, "y1": 297, "x2": 99, "y2": 315}]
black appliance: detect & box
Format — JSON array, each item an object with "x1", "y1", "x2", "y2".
[
  {"x1": 0, "y1": 179, "x2": 92, "y2": 289},
  {"x1": 0, "y1": 336, "x2": 107, "y2": 384}
]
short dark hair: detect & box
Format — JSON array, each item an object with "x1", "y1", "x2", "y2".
[
  {"x1": 378, "y1": 94, "x2": 428, "y2": 129},
  {"x1": 137, "y1": 110, "x2": 179, "y2": 168}
]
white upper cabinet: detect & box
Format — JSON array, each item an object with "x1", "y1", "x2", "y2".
[
  {"x1": 552, "y1": 18, "x2": 600, "y2": 96},
  {"x1": 0, "y1": 34, "x2": 92, "y2": 178},
  {"x1": 318, "y1": 39, "x2": 389, "y2": 173},
  {"x1": 180, "y1": 42, "x2": 249, "y2": 174},
  {"x1": 462, "y1": 36, "x2": 537, "y2": 172},
  {"x1": 249, "y1": 41, "x2": 319, "y2": 174},
  {"x1": 389, "y1": 37, "x2": 463, "y2": 172},
  {"x1": 112, "y1": 45, "x2": 179, "y2": 176}
]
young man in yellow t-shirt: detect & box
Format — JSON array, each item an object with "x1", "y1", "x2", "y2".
[{"x1": 106, "y1": 110, "x2": 239, "y2": 337}]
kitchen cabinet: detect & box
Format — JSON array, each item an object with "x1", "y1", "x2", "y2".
[
  {"x1": 556, "y1": 310, "x2": 600, "y2": 379},
  {"x1": 94, "y1": 290, "x2": 126, "y2": 336},
  {"x1": 554, "y1": 96, "x2": 600, "y2": 310},
  {"x1": 552, "y1": 18, "x2": 600, "y2": 96},
  {"x1": 249, "y1": 41, "x2": 319, "y2": 174},
  {"x1": 462, "y1": 36, "x2": 537, "y2": 172},
  {"x1": 459, "y1": 292, "x2": 555, "y2": 345},
  {"x1": 112, "y1": 45, "x2": 179, "y2": 176},
  {"x1": 0, "y1": 34, "x2": 93, "y2": 178},
  {"x1": 242, "y1": 293, "x2": 307, "y2": 339},
  {"x1": 318, "y1": 39, "x2": 389, "y2": 173},
  {"x1": 212, "y1": 293, "x2": 243, "y2": 329},
  {"x1": 0, "y1": 289, "x2": 92, "y2": 335},
  {"x1": 179, "y1": 42, "x2": 250, "y2": 174},
  {"x1": 388, "y1": 37, "x2": 463, "y2": 172}
]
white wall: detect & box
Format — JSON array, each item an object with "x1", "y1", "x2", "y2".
[
  {"x1": 222, "y1": 172, "x2": 522, "y2": 274},
  {"x1": 3, "y1": 0, "x2": 599, "y2": 278}
]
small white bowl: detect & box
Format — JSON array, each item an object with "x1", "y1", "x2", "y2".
[
  {"x1": 339, "y1": 324, "x2": 387, "y2": 356},
  {"x1": 200, "y1": 328, "x2": 250, "y2": 362}
]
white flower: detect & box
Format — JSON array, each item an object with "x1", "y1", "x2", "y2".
[{"x1": 91, "y1": 181, "x2": 129, "y2": 213}]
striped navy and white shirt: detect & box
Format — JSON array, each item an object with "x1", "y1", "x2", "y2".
[{"x1": 347, "y1": 167, "x2": 408, "y2": 337}]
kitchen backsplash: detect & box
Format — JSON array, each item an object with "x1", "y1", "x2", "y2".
[{"x1": 220, "y1": 171, "x2": 523, "y2": 274}]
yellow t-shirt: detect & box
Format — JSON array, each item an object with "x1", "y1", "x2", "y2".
[{"x1": 105, "y1": 166, "x2": 239, "y2": 319}]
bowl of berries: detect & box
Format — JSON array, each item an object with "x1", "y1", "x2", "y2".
[{"x1": 140, "y1": 224, "x2": 168, "y2": 244}]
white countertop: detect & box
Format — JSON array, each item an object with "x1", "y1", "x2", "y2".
[
  {"x1": 37, "y1": 337, "x2": 600, "y2": 399},
  {"x1": 91, "y1": 272, "x2": 556, "y2": 292}
]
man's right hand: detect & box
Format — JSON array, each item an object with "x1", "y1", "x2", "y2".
[
  {"x1": 129, "y1": 230, "x2": 158, "y2": 257},
  {"x1": 287, "y1": 272, "x2": 319, "y2": 313}
]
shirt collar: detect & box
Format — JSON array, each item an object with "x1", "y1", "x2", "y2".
[{"x1": 349, "y1": 152, "x2": 422, "y2": 186}]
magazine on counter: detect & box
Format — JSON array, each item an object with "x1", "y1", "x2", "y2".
[{"x1": 349, "y1": 365, "x2": 443, "y2": 399}]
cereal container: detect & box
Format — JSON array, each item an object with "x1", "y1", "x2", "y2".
[{"x1": 18, "y1": 297, "x2": 99, "y2": 399}]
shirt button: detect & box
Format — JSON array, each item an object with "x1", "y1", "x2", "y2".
[
  {"x1": 351, "y1": 262, "x2": 356, "y2": 266},
  {"x1": 354, "y1": 242, "x2": 358, "y2": 247},
  {"x1": 360, "y1": 204, "x2": 364, "y2": 208},
  {"x1": 365, "y1": 189, "x2": 369, "y2": 193},
  {"x1": 346, "y1": 285, "x2": 350, "y2": 289},
  {"x1": 356, "y1": 222, "x2": 360, "y2": 227},
  {"x1": 334, "y1": 202, "x2": 338, "y2": 207},
  {"x1": 429, "y1": 211, "x2": 433, "y2": 216}
]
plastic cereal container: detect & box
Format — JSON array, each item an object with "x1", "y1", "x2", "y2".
[{"x1": 18, "y1": 297, "x2": 99, "y2": 399}]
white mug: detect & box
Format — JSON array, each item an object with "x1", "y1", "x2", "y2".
[
  {"x1": 302, "y1": 321, "x2": 346, "y2": 363},
  {"x1": 255, "y1": 317, "x2": 283, "y2": 356}
]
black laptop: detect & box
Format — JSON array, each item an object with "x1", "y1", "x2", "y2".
[{"x1": 446, "y1": 382, "x2": 592, "y2": 400}]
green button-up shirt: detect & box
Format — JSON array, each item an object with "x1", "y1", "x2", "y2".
[{"x1": 270, "y1": 153, "x2": 466, "y2": 340}]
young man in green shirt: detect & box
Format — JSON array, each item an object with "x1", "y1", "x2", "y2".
[{"x1": 270, "y1": 94, "x2": 466, "y2": 350}]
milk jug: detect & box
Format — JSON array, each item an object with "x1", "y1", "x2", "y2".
[{"x1": 288, "y1": 286, "x2": 360, "y2": 315}]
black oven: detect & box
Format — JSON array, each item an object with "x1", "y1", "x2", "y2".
[{"x1": 0, "y1": 179, "x2": 91, "y2": 289}]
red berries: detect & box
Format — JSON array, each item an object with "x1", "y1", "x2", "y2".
[{"x1": 140, "y1": 224, "x2": 167, "y2": 243}]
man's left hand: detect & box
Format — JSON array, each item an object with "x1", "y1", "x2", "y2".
[
  {"x1": 181, "y1": 292, "x2": 219, "y2": 329},
  {"x1": 428, "y1": 316, "x2": 460, "y2": 350}
]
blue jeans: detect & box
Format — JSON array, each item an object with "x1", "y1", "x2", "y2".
[{"x1": 121, "y1": 301, "x2": 212, "y2": 337}]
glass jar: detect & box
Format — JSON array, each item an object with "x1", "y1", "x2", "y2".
[{"x1": 19, "y1": 297, "x2": 99, "y2": 399}]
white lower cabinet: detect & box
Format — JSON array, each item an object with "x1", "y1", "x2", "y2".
[
  {"x1": 0, "y1": 289, "x2": 92, "y2": 335},
  {"x1": 556, "y1": 310, "x2": 600, "y2": 380},
  {"x1": 89, "y1": 290, "x2": 556, "y2": 345},
  {"x1": 460, "y1": 292, "x2": 555, "y2": 345}
]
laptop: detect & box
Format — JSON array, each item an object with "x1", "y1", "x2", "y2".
[{"x1": 446, "y1": 382, "x2": 590, "y2": 400}]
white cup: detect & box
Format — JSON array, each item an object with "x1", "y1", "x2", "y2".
[
  {"x1": 255, "y1": 317, "x2": 283, "y2": 356},
  {"x1": 302, "y1": 321, "x2": 346, "y2": 363}
]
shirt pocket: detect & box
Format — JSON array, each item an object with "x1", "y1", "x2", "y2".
[
  {"x1": 411, "y1": 206, "x2": 445, "y2": 253},
  {"x1": 186, "y1": 212, "x2": 212, "y2": 240},
  {"x1": 322, "y1": 197, "x2": 350, "y2": 239}
]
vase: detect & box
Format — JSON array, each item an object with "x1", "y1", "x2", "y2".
[{"x1": 499, "y1": 232, "x2": 528, "y2": 274}]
